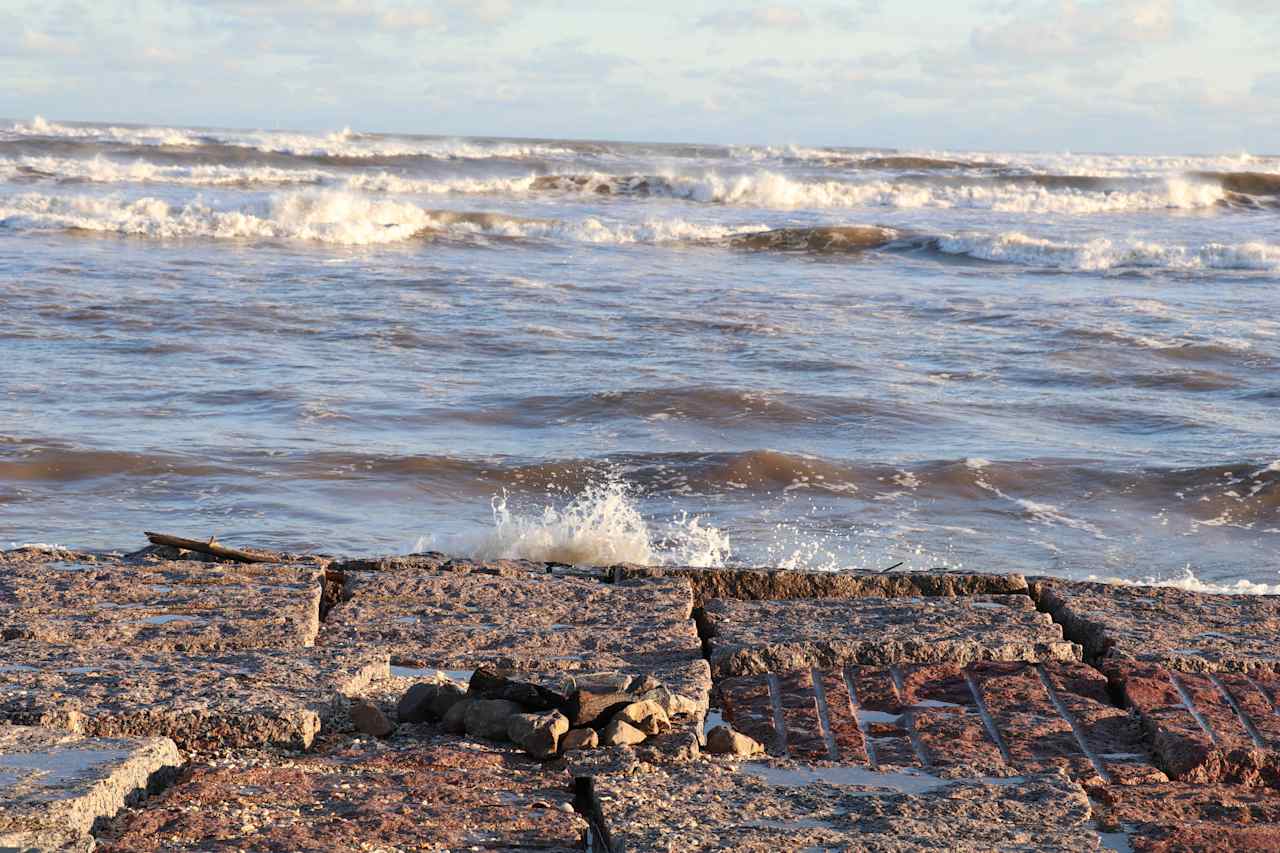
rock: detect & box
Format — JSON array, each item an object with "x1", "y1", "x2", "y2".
[
  {"x1": 397, "y1": 683, "x2": 436, "y2": 723},
  {"x1": 638, "y1": 730, "x2": 701, "y2": 764},
  {"x1": 399, "y1": 681, "x2": 469, "y2": 723},
  {"x1": 563, "y1": 689, "x2": 635, "y2": 730},
  {"x1": 468, "y1": 666, "x2": 567, "y2": 711},
  {"x1": 562, "y1": 728, "x2": 599, "y2": 751},
  {"x1": 442, "y1": 697, "x2": 474, "y2": 735},
  {"x1": 571, "y1": 672, "x2": 634, "y2": 694},
  {"x1": 705, "y1": 725, "x2": 762, "y2": 756},
  {"x1": 601, "y1": 719, "x2": 648, "y2": 746},
  {"x1": 507, "y1": 711, "x2": 569, "y2": 759},
  {"x1": 613, "y1": 700, "x2": 669, "y2": 736},
  {"x1": 350, "y1": 699, "x2": 394, "y2": 737},
  {"x1": 464, "y1": 699, "x2": 523, "y2": 741},
  {"x1": 639, "y1": 686, "x2": 701, "y2": 719},
  {"x1": 430, "y1": 681, "x2": 468, "y2": 719}
]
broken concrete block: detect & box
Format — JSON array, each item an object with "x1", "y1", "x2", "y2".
[
  {"x1": 705, "y1": 595, "x2": 1079, "y2": 677},
  {"x1": 0, "y1": 726, "x2": 181, "y2": 852},
  {"x1": 1036, "y1": 579, "x2": 1280, "y2": 675},
  {"x1": 0, "y1": 559, "x2": 323, "y2": 652},
  {"x1": 96, "y1": 735, "x2": 586, "y2": 851},
  {"x1": 612, "y1": 564, "x2": 1028, "y2": 607},
  {"x1": 0, "y1": 643, "x2": 387, "y2": 751},
  {"x1": 593, "y1": 762, "x2": 1098, "y2": 851}
]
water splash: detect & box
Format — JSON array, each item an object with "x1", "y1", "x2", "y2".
[{"x1": 433, "y1": 481, "x2": 731, "y2": 567}]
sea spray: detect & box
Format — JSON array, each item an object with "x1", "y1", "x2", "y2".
[{"x1": 433, "y1": 481, "x2": 731, "y2": 567}]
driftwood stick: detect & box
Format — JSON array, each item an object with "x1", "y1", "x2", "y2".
[{"x1": 144, "y1": 531, "x2": 278, "y2": 564}]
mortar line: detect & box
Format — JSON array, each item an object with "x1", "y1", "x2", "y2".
[
  {"x1": 1210, "y1": 674, "x2": 1267, "y2": 750},
  {"x1": 889, "y1": 665, "x2": 932, "y2": 768},
  {"x1": 1035, "y1": 664, "x2": 1112, "y2": 784},
  {"x1": 843, "y1": 666, "x2": 880, "y2": 769},
  {"x1": 810, "y1": 669, "x2": 840, "y2": 761},
  {"x1": 766, "y1": 672, "x2": 790, "y2": 758},
  {"x1": 963, "y1": 671, "x2": 1013, "y2": 766},
  {"x1": 1169, "y1": 672, "x2": 1221, "y2": 747}
]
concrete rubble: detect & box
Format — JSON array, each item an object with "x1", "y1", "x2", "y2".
[{"x1": 2, "y1": 543, "x2": 1279, "y2": 851}]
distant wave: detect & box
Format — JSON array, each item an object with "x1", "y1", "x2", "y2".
[
  {"x1": 931, "y1": 230, "x2": 1280, "y2": 272},
  {"x1": 8, "y1": 149, "x2": 1277, "y2": 216},
  {"x1": 4, "y1": 116, "x2": 587, "y2": 162}
]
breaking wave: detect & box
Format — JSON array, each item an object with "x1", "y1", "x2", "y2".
[
  {"x1": 933, "y1": 231, "x2": 1280, "y2": 272},
  {"x1": 4, "y1": 116, "x2": 584, "y2": 162},
  {"x1": 1085, "y1": 568, "x2": 1280, "y2": 595},
  {"x1": 0, "y1": 190, "x2": 765, "y2": 246},
  {"x1": 3, "y1": 155, "x2": 1255, "y2": 215},
  {"x1": 532, "y1": 172, "x2": 1230, "y2": 213},
  {"x1": 435, "y1": 481, "x2": 731, "y2": 567}
]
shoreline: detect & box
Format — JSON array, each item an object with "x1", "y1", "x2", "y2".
[{"x1": 2, "y1": 540, "x2": 1279, "y2": 851}]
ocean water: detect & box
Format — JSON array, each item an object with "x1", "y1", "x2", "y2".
[{"x1": 1, "y1": 117, "x2": 1277, "y2": 588}]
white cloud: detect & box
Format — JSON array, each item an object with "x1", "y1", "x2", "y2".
[
  {"x1": 697, "y1": 3, "x2": 875, "y2": 34},
  {"x1": 971, "y1": 0, "x2": 1182, "y2": 65}
]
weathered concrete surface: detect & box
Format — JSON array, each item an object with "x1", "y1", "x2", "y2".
[
  {"x1": 0, "y1": 559, "x2": 323, "y2": 652},
  {"x1": 1093, "y1": 782, "x2": 1280, "y2": 852},
  {"x1": 594, "y1": 762, "x2": 1100, "y2": 852},
  {"x1": 0, "y1": 725, "x2": 180, "y2": 852},
  {"x1": 0, "y1": 643, "x2": 387, "y2": 751},
  {"x1": 706, "y1": 595, "x2": 1079, "y2": 677},
  {"x1": 323, "y1": 572, "x2": 710, "y2": 718},
  {"x1": 1036, "y1": 579, "x2": 1280, "y2": 674},
  {"x1": 96, "y1": 736, "x2": 586, "y2": 852},
  {"x1": 1105, "y1": 659, "x2": 1280, "y2": 787},
  {"x1": 615, "y1": 563, "x2": 1027, "y2": 607},
  {"x1": 718, "y1": 662, "x2": 1162, "y2": 785}
]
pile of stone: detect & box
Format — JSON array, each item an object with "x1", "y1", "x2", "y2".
[{"x1": 389, "y1": 666, "x2": 692, "y2": 759}]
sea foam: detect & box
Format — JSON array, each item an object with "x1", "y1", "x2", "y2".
[{"x1": 432, "y1": 481, "x2": 731, "y2": 568}]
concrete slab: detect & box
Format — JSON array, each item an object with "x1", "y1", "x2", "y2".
[
  {"x1": 0, "y1": 559, "x2": 323, "y2": 652},
  {"x1": 323, "y1": 572, "x2": 710, "y2": 718},
  {"x1": 705, "y1": 595, "x2": 1079, "y2": 677},
  {"x1": 0, "y1": 643, "x2": 387, "y2": 752},
  {"x1": 96, "y1": 735, "x2": 586, "y2": 852},
  {"x1": 718, "y1": 662, "x2": 1162, "y2": 786},
  {"x1": 1093, "y1": 781, "x2": 1280, "y2": 852},
  {"x1": 593, "y1": 762, "x2": 1100, "y2": 852},
  {"x1": 1106, "y1": 659, "x2": 1280, "y2": 788},
  {"x1": 1036, "y1": 579, "x2": 1280, "y2": 675},
  {"x1": 0, "y1": 725, "x2": 180, "y2": 852},
  {"x1": 614, "y1": 564, "x2": 1027, "y2": 607}
]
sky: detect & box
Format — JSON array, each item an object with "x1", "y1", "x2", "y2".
[{"x1": 2, "y1": 0, "x2": 1277, "y2": 153}]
